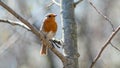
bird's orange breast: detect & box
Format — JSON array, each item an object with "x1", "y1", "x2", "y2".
[{"x1": 43, "y1": 20, "x2": 57, "y2": 33}]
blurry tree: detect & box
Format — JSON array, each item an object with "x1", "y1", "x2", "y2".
[{"x1": 60, "y1": 0, "x2": 80, "y2": 68}]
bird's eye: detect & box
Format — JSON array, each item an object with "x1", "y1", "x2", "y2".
[{"x1": 48, "y1": 15, "x2": 51, "y2": 17}]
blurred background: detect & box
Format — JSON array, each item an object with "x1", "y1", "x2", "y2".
[{"x1": 0, "y1": 0, "x2": 120, "y2": 68}]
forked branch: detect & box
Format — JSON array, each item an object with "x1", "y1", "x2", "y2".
[
  {"x1": 52, "y1": 0, "x2": 60, "y2": 6},
  {"x1": 74, "y1": 0, "x2": 83, "y2": 7},
  {"x1": 90, "y1": 26, "x2": 120, "y2": 68},
  {"x1": 88, "y1": 0, "x2": 115, "y2": 31},
  {"x1": 88, "y1": 0, "x2": 120, "y2": 68},
  {"x1": 110, "y1": 42, "x2": 120, "y2": 52}
]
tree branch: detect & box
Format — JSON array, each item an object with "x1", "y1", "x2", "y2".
[
  {"x1": 0, "y1": 19, "x2": 30, "y2": 31},
  {"x1": 90, "y1": 25, "x2": 120, "y2": 68},
  {"x1": 88, "y1": 0, "x2": 115, "y2": 31},
  {"x1": 52, "y1": 0, "x2": 60, "y2": 6},
  {"x1": 74, "y1": 0, "x2": 83, "y2": 7},
  {"x1": 47, "y1": 1, "x2": 54, "y2": 8},
  {"x1": 0, "y1": 1, "x2": 67, "y2": 65},
  {"x1": 110, "y1": 42, "x2": 120, "y2": 52},
  {"x1": 89, "y1": 0, "x2": 120, "y2": 67}
]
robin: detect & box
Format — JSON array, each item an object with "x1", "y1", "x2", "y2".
[{"x1": 40, "y1": 13, "x2": 57, "y2": 55}]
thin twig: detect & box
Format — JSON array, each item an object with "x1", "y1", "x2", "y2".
[
  {"x1": 0, "y1": 19, "x2": 30, "y2": 31},
  {"x1": 88, "y1": 0, "x2": 115, "y2": 31},
  {"x1": 110, "y1": 42, "x2": 120, "y2": 52},
  {"x1": 74, "y1": 0, "x2": 83, "y2": 7},
  {"x1": 52, "y1": 0, "x2": 60, "y2": 6},
  {"x1": 0, "y1": 1, "x2": 67, "y2": 64},
  {"x1": 47, "y1": 0, "x2": 60, "y2": 8},
  {"x1": 47, "y1": 1, "x2": 54, "y2": 7},
  {"x1": 90, "y1": 26, "x2": 120, "y2": 68}
]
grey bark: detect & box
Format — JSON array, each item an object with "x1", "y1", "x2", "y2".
[{"x1": 61, "y1": 0, "x2": 79, "y2": 68}]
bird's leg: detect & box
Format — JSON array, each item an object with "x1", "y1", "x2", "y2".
[
  {"x1": 49, "y1": 39, "x2": 62, "y2": 48},
  {"x1": 49, "y1": 39, "x2": 55, "y2": 48},
  {"x1": 52, "y1": 40, "x2": 61, "y2": 48}
]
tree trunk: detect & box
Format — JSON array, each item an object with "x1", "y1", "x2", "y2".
[{"x1": 61, "y1": 0, "x2": 79, "y2": 68}]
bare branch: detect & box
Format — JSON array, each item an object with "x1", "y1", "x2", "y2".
[
  {"x1": 0, "y1": 1, "x2": 67, "y2": 64},
  {"x1": 47, "y1": 0, "x2": 60, "y2": 8},
  {"x1": 88, "y1": 0, "x2": 115, "y2": 31},
  {"x1": 90, "y1": 25, "x2": 120, "y2": 68},
  {"x1": 110, "y1": 42, "x2": 120, "y2": 52},
  {"x1": 74, "y1": 0, "x2": 83, "y2": 7},
  {"x1": 0, "y1": 19, "x2": 30, "y2": 31},
  {"x1": 47, "y1": 1, "x2": 54, "y2": 7},
  {"x1": 52, "y1": 0, "x2": 60, "y2": 6}
]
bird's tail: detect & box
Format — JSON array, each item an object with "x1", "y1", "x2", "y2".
[{"x1": 40, "y1": 45, "x2": 47, "y2": 55}]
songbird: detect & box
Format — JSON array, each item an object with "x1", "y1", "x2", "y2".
[{"x1": 40, "y1": 13, "x2": 57, "y2": 55}]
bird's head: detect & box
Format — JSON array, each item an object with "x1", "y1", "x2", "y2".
[{"x1": 46, "y1": 13, "x2": 57, "y2": 20}]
